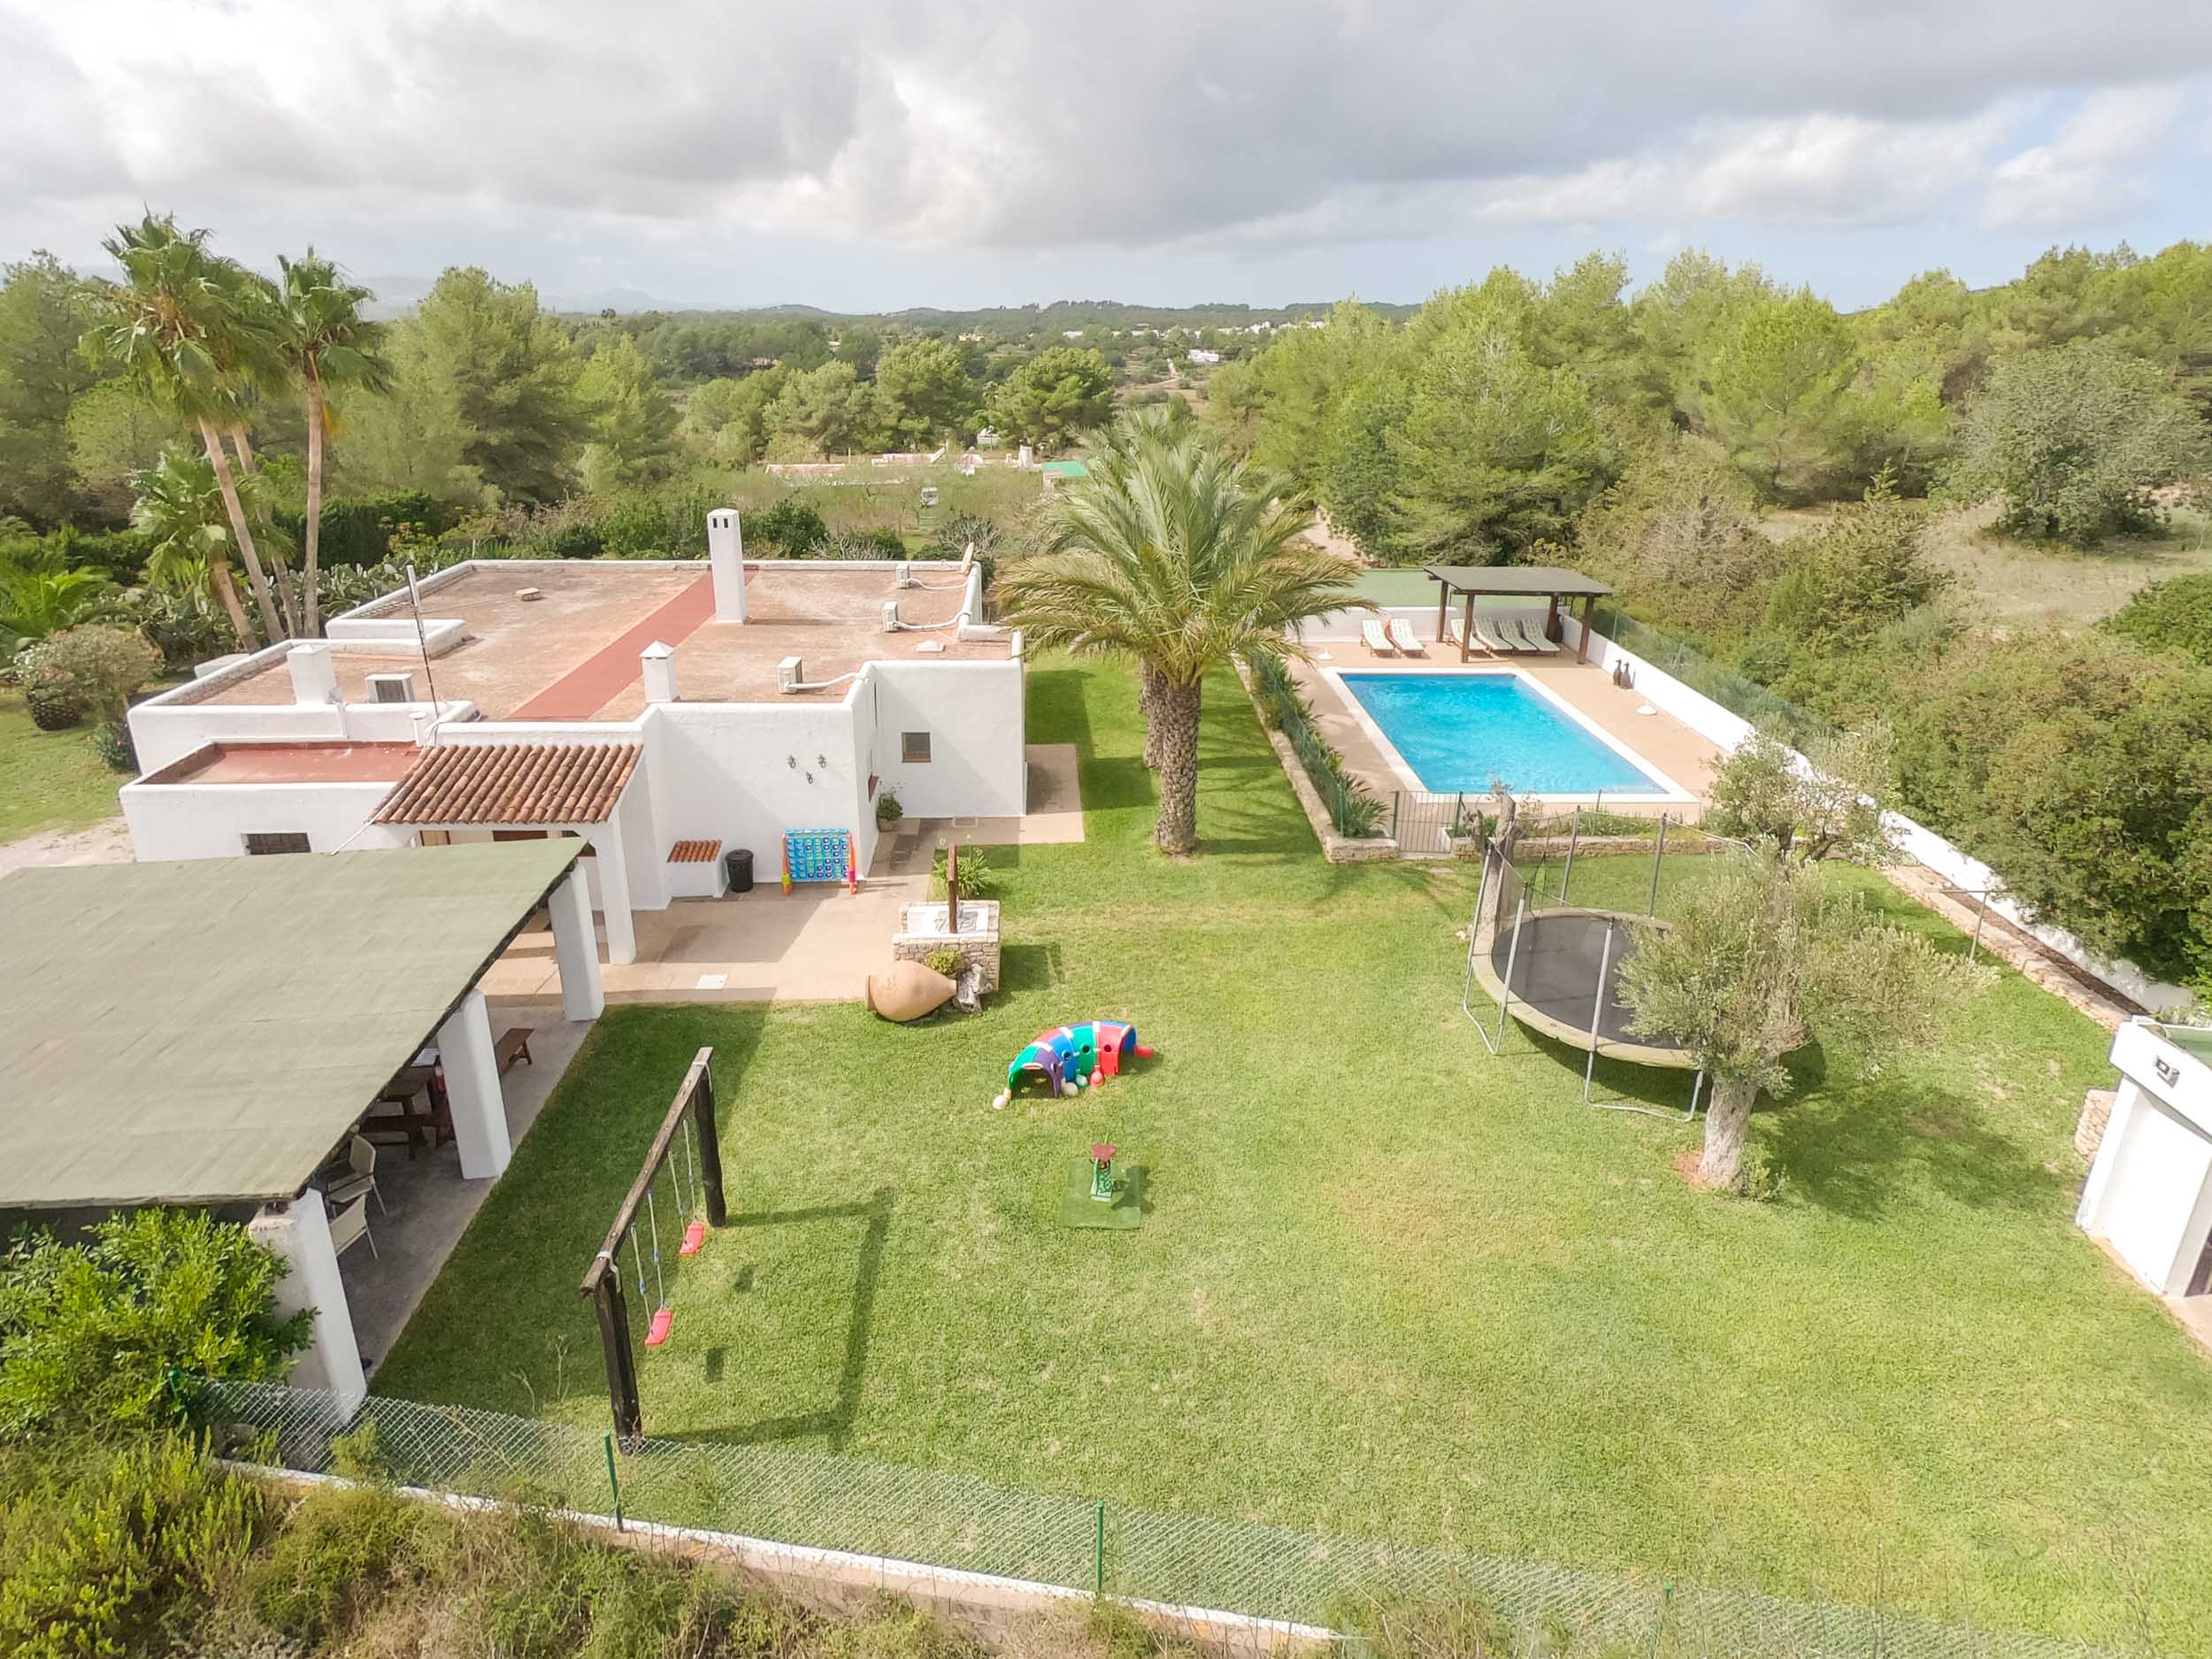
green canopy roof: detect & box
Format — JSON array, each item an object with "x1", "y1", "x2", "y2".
[{"x1": 0, "y1": 840, "x2": 580, "y2": 1210}]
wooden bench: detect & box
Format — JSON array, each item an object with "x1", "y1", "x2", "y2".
[{"x1": 495, "y1": 1026, "x2": 534, "y2": 1074}]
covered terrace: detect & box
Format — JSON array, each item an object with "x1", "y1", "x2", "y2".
[
  {"x1": 1423, "y1": 565, "x2": 1614, "y2": 663},
  {"x1": 0, "y1": 840, "x2": 606, "y2": 1409}
]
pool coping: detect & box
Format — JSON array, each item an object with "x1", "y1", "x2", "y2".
[{"x1": 1320, "y1": 665, "x2": 1699, "y2": 806}]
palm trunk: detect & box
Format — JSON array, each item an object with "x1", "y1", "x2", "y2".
[
  {"x1": 199, "y1": 421, "x2": 285, "y2": 642},
  {"x1": 1152, "y1": 677, "x2": 1202, "y2": 854},
  {"x1": 228, "y1": 430, "x2": 303, "y2": 638},
  {"x1": 1139, "y1": 660, "x2": 1164, "y2": 770},
  {"x1": 206, "y1": 560, "x2": 256, "y2": 649},
  {"x1": 303, "y1": 377, "x2": 326, "y2": 636},
  {"x1": 1699, "y1": 1074, "x2": 1757, "y2": 1188}
]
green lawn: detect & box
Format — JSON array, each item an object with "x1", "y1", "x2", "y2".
[
  {"x1": 0, "y1": 687, "x2": 123, "y2": 843},
  {"x1": 377, "y1": 657, "x2": 2212, "y2": 1650}
]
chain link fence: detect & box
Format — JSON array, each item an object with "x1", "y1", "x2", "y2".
[{"x1": 188, "y1": 1378, "x2": 2144, "y2": 1659}]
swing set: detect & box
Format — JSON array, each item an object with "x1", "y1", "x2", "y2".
[{"x1": 580, "y1": 1045, "x2": 727, "y2": 1446}]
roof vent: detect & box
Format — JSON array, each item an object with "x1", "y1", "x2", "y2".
[
  {"x1": 366, "y1": 671, "x2": 419, "y2": 704},
  {"x1": 914, "y1": 639, "x2": 946, "y2": 655},
  {"x1": 777, "y1": 656, "x2": 803, "y2": 694}
]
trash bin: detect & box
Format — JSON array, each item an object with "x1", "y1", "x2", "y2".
[{"x1": 725, "y1": 848, "x2": 754, "y2": 894}]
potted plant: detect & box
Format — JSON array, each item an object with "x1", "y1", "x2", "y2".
[{"x1": 875, "y1": 786, "x2": 904, "y2": 831}]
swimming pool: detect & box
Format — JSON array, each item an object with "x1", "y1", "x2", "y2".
[{"x1": 1335, "y1": 671, "x2": 1683, "y2": 797}]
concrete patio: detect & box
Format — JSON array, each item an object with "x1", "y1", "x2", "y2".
[
  {"x1": 480, "y1": 743, "x2": 1083, "y2": 1006},
  {"x1": 334, "y1": 997, "x2": 595, "y2": 1372}
]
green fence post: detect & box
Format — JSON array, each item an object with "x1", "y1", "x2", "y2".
[
  {"x1": 603, "y1": 1432, "x2": 623, "y2": 1532},
  {"x1": 1093, "y1": 1499, "x2": 1106, "y2": 1598},
  {"x1": 165, "y1": 1366, "x2": 187, "y2": 1422}
]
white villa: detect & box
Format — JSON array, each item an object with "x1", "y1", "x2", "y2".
[{"x1": 119, "y1": 511, "x2": 1028, "y2": 964}]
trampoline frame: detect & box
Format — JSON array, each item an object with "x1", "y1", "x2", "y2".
[{"x1": 1462, "y1": 826, "x2": 1706, "y2": 1122}]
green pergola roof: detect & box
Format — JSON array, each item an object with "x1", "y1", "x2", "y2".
[
  {"x1": 1422, "y1": 565, "x2": 1614, "y2": 598},
  {"x1": 0, "y1": 840, "x2": 580, "y2": 1210}
]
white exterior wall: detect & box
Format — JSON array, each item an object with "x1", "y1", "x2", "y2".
[
  {"x1": 128, "y1": 694, "x2": 473, "y2": 774},
  {"x1": 2078, "y1": 1021, "x2": 2212, "y2": 1295},
  {"x1": 119, "y1": 779, "x2": 410, "y2": 861},
  {"x1": 870, "y1": 659, "x2": 1027, "y2": 818},
  {"x1": 649, "y1": 693, "x2": 873, "y2": 879}
]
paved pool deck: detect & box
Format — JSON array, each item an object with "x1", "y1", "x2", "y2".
[{"x1": 1286, "y1": 639, "x2": 1723, "y2": 812}]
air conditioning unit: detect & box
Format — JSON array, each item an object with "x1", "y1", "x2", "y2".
[
  {"x1": 777, "y1": 656, "x2": 803, "y2": 694},
  {"x1": 365, "y1": 672, "x2": 418, "y2": 703},
  {"x1": 895, "y1": 561, "x2": 915, "y2": 588},
  {"x1": 880, "y1": 601, "x2": 901, "y2": 633}
]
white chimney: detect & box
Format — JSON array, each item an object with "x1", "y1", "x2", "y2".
[
  {"x1": 640, "y1": 640, "x2": 677, "y2": 703},
  {"x1": 706, "y1": 508, "x2": 747, "y2": 622},
  {"x1": 287, "y1": 641, "x2": 338, "y2": 705},
  {"x1": 1017, "y1": 444, "x2": 1033, "y2": 468}
]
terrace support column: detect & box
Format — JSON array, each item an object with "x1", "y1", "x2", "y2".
[
  {"x1": 1546, "y1": 594, "x2": 1560, "y2": 643},
  {"x1": 1436, "y1": 582, "x2": 1448, "y2": 645},
  {"x1": 250, "y1": 1188, "x2": 367, "y2": 1414},
  {"x1": 1460, "y1": 593, "x2": 1473, "y2": 664},
  {"x1": 549, "y1": 868, "x2": 605, "y2": 1022},
  {"x1": 1578, "y1": 595, "x2": 1594, "y2": 664},
  {"x1": 438, "y1": 988, "x2": 511, "y2": 1179},
  {"x1": 593, "y1": 813, "x2": 638, "y2": 966}
]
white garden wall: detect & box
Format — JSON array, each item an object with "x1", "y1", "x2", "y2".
[{"x1": 1556, "y1": 612, "x2": 2193, "y2": 1012}]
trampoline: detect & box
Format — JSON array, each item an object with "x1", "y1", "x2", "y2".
[{"x1": 1467, "y1": 904, "x2": 1697, "y2": 1071}]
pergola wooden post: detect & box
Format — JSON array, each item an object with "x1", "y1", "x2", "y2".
[
  {"x1": 1460, "y1": 594, "x2": 1474, "y2": 664},
  {"x1": 1578, "y1": 595, "x2": 1596, "y2": 663},
  {"x1": 1435, "y1": 583, "x2": 1448, "y2": 647}
]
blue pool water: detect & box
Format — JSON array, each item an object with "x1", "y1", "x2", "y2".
[{"x1": 1340, "y1": 672, "x2": 1671, "y2": 795}]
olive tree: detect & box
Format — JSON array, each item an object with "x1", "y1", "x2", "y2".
[
  {"x1": 1705, "y1": 721, "x2": 1899, "y2": 865},
  {"x1": 1618, "y1": 855, "x2": 1990, "y2": 1189}
]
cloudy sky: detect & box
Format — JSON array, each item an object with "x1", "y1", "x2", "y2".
[{"x1": 4, "y1": 1, "x2": 2210, "y2": 313}]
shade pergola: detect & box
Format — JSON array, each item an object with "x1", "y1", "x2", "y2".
[
  {"x1": 0, "y1": 839, "x2": 581, "y2": 1210},
  {"x1": 1423, "y1": 565, "x2": 1615, "y2": 664}
]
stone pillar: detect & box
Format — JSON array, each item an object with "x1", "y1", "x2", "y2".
[
  {"x1": 707, "y1": 509, "x2": 747, "y2": 622},
  {"x1": 549, "y1": 867, "x2": 605, "y2": 1022},
  {"x1": 593, "y1": 812, "x2": 638, "y2": 965},
  {"x1": 437, "y1": 988, "x2": 511, "y2": 1179},
  {"x1": 250, "y1": 1188, "x2": 366, "y2": 1414},
  {"x1": 640, "y1": 641, "x2": 677, "y2": 703}
]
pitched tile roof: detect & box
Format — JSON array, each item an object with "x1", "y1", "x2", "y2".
[{"x1": 370, "y1": 741, "x2": 641, "y2": 826}]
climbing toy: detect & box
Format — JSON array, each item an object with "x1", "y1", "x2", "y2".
[{"x1": 994, "y1": 1020, "x2": 1156, "y2": 1109}]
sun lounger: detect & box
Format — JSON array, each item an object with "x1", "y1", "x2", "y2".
[
  {"x1": 1386, "y1": 618, "x2": 1425, "y2": 655},
  {"x1": 1510, "y1": 618, "x2": 1553, "y2": 653},
  {"x1": 1362, "y1": 619, "x2": 1396, "y2": 656},
  {"x1": 1472, "y1": 616, "x2": 1517, "y2": 655}
]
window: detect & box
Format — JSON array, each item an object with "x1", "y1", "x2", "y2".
[
  {"x1": 902, "y1": 731, "x2": 932, "y2": 764},
  {"x1": 242, "y1": 832, "x2": 311, "y2": 856}
]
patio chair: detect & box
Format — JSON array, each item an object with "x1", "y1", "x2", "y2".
[
  {"x1": 1386, "y1": 618, "x2": 1426, "y2": 655},
  {"x1": 1361, "y1": 618, "x2": 1397, "y2": 656},
  {"x1": 1472, "y1": 615, "x2": 1517, "y2": 655},
  {"x1": 323, "y1": 1133, "x2": 385, "y2": 1216},
  {"x1": 329, "y1": 1194, "x2": 378, "y2": 1260}
]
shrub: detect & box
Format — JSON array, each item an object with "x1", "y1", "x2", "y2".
[
  {"x1": 0, "y1": 1433, "x2": 271, "y2": 1659},
  {"x1": 276, "y1": 490, "x2": 445, "y2": 567},
  {"x1": 91, "y1": 715, "x2": 136, "y2": 772},
  {"x1": 0, "y1": 1210, "x2": 310, "y2": 1434},
  {"x1": 597, "y1": 493, "x2": 677, "y2": 559},
  {"x1": 929, "y1": 843, "x2": 995, "y2": 900},
  {"x1": 875, "y1": 787, "x2": 903, "y2": 826},
  {"x1": 827, "y1": 526, "x2": 908, "y2": 560},
  {"x1": 115, "y1": 584, "x2": 239, "y2": 668},
  {"x1": 746, "y1": 496, "x2": 830, "y2": 557},
  {"x1": 244, "y1": 1480, "x2": 433, "y2": 1646},
  {"x1": 1247, "y1": 653, "x2": 1383, "y2": 837},
  {"x1": 2105, "y1": 572, "x2": 2212, "y2": 665},
  {"x1": 20, "y1": 669, "x2": 83, "y2": 729},
  {"x1": 19, "y1": 625, "x2": 157, "y2": 728},
  {"x1": 924, "y1": 946, "x2": 965, "y2": 978}
]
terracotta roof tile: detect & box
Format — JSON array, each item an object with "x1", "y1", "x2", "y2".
[{"x1": 370, "y1": 741, "x2": 641, "y2": 826}]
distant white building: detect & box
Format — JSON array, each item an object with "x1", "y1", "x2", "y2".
[
  {"x1": 1062, "y1": 329, "x2": 1085, "y2": 340},
  {"x1": 1185, "y1": 349, "x2": 1222, "y2": 365}
]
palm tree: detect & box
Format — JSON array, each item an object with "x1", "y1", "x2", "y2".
[
  {"x1": 83, "y1": 215, "x2": 289, "y2": 642},
  {"x1": 275, "y1": 251, "x2": 391, "y2": 635},
  {"x1": 130, "y1": 448, "x2": 256, "y2": 647},
  {"x1": 998, "y1": 411, "x2": 1361, "y2": 854}
]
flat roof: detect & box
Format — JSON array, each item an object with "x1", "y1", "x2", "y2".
[
  {"x1": 0, "y1": 840, "x2": 580, "y2": 1209},
  {"x1": 1423, "y1": 565, "x2": 1614, "y2": 598},
  {"x1": 138, "y1": 741, "x2": 422, "y2": 787},
  {"x1": 162, "y1": 559, "x2": 1010, "y2": 721}
]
